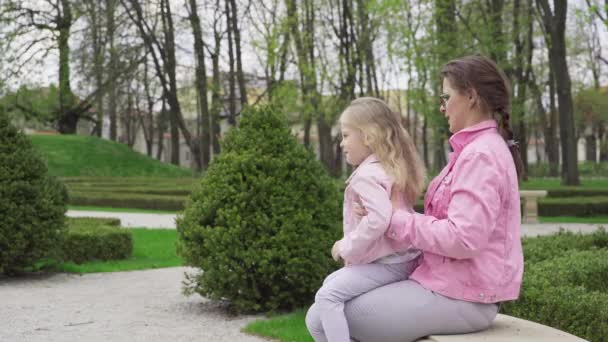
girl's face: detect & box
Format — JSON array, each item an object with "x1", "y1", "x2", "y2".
[
  {"x1": 440, "y1": 78, "x2": 474, "y2": 133},
  {"x1": 340, "y1": 123, "x2": 372, "y2": 166}
]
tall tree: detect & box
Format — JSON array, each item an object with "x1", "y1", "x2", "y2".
[
  {"x1": 186, "y1": 0, "x2": 211, "y2": 170},
  {"x1": 537, "y1": 0, "x2": 580, "y2": 185},
  {"x1": 122, "y1": 0, "x2": 198, "y2": 167}
]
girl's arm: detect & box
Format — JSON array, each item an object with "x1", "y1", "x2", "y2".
[
  {"x1": 339, "y1": 176, "x2": 392, "y2": 261},
  {"x1": 386, "y1": 152, "x2": 502, "y2": 260}
]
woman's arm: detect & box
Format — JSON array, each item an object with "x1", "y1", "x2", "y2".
[
  {"x1": 386, "y1": 152, "x2": 502, "y2": 259},
  {"x1": 339, "y1": 176, "x2": 392, "y2": 261}
]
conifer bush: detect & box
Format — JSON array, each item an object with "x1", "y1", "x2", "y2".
[
  {"x1": 0, "y1": 112, "x2": 67, "y2": 274},
  {"x1": 177, "y1": 106, "x2": 341, "y2": 313}
]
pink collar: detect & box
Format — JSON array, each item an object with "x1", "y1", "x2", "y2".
[
  {"x1": 448, "y1": 120, "x2": 497, "y2": 154},
  {"x1": 345, "y1": 154, "x2": 379, "y2": 184}
]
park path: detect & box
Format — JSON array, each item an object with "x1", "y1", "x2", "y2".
[
  {"x1": 67, "y1": 209, "x2": 607, "y2": 237},
  {"x1": 0, "y1": 267, "x2": 267, "y2": 342}
]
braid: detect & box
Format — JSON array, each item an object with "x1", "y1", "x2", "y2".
[{"x1": 496, "y1": 108, "x2": 524, "y2": 181}]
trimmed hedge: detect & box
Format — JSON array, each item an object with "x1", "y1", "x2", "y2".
[
  {"x1": 64, "y1": 218, "x2": 133, "y2": 263},
  {"x1": 539, "y1": 197, "x2": 608, "y2": 217},
  {"x1": 546, "y1": 189, "x2": 608, "y2": 197},
  {"x1": 68, "y1": 191, "x2": 186, "y2": 211},
  {"x1": 502, "y1": 228, "x2": 608, "y2": 341}
]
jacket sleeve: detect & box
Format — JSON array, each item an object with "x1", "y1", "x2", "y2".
[
  {"x1": 339, "y1": 176, "x2": 392, "y2": 261},
  {"x1": 385, "y1": 152, "x2": 502, "y2": 259}
]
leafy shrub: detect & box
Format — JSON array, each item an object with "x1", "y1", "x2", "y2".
[
  {"x1": 522, "y1": 227, "x2": 608, "y2": 263},
  {"x1": 502, "y1": 228, "x2": 608, "y2": 341},
  {"x1": 177, "y1": 106, "x2": 341, "y2": 313},
  {"x1": 63, "y1": 222, "x2": 133, "y2": 264},
  {"x1": 0, "y1": 112, "x2": 67, "y2": 275}
]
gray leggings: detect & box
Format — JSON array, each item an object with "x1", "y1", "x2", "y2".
[{"x1": 306, "y1": 279, "x2": 499, "y2": 342}]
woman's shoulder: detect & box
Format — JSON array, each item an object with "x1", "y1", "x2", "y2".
[{"x1": 461, "y1": 131, "x2": 509, "y2": 160}]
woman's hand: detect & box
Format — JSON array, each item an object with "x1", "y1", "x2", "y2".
[{"x1": 331, "y1": 241, "x2": 342, "y2": 261}]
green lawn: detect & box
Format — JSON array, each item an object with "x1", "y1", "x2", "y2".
[
  {"x1": 244, "y1": 309, "x2": 312, "y2": 342},
  {"x1": 56, "y1": 228, "x2": 182, "y2": 273},
  {"x1": 31, "y1": 134, "x2": 194, "y2": 177},
  {"x1": 521, "y1": 177, "x2": 608, "y2": 190},
  {"x1": 539, "y1": 216, "x2": 608, "y2": 224}
]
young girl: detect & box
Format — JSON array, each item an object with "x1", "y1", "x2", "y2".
[{"x1": 311, "y1": 97, "x2": 426, "y2": 342}]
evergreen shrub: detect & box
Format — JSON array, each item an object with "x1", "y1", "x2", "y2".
[
  {"x1": 177, "y1": 106, "x2": 341, "y2": 313},
  {"x1": 63, "y1": 219, "x2": 133, "y2": 264},
  {"x1": 502, "y1": 228, "x2": 608, "y2": 341},
  {"x1": 0, "y1": 112, "x2": 67, "y2": 274}
]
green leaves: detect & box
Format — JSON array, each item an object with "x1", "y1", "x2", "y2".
[
  {"x1": 0, "y1": 110, "x2": 68, "y2": 275},
  {"x1": 176, "y1": 105, "x2": 342, "y2": 313}
]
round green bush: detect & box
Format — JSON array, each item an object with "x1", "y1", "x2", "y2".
[
  {"x1": 0, "y1": 112, "x2": 68, "y2": 274},
  {"x1": 177, "y1": 106, "x2": 341, "y2": 313}
]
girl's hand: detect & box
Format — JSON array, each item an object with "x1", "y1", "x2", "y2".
[
  {"x1": 331, "y1": 241, "x2": 342, "y2": 261},
  {"x1": 353, "y1": 199, "x2": 368, "y2": 219}
]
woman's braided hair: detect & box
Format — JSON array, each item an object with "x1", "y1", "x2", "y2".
[{"x1": 441, "y1": 55, "x2": 524, "y2": 180}]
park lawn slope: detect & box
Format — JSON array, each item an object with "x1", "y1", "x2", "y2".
[{"x1": 30, "y1": 134, "x2": 193, "y2": 177}]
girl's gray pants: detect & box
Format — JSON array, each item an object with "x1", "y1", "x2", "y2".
[{"x1": 306, "y1": 268, "x2": 499, "y2": 342}]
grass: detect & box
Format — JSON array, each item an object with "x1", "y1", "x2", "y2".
[
  {"x1": 68, "y1": 205, "x2": 179, "y2": 214},
  {"x1": 30, "y1": 134, "x2": 194, "y2": 177},
  {"x1": 539, "y1": 216, "x2": 608, "y2": 224},
  {"x1": 521, "y1": 177, "x2": 608, "y2": 190},
  {"x1": 56, "y1": 228, "x2": 182, "y2": 273},
  {"x1": 244, "y1": 309, "x2": 312, "y2": 342}
]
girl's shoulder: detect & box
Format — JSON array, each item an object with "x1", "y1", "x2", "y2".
[{"x1": 351, "y1": 161, "x2": 392, "y2": 184}]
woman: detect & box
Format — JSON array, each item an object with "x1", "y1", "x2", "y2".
[{"x1": 306, "y1": 55, "x2": 524, "y2": 342}]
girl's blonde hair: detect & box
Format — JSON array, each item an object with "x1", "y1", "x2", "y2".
[{"x1": 340, "y1": 97, "x2": 426, "y2": 204}]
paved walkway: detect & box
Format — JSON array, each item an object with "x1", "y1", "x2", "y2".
[{"x1": 67, "y1": 210, "x2": 607, "y2": 237}]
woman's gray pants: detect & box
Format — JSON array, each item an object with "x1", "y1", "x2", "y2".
[{"x1": 306, "y1": 278, "x2": 499, "y2": 342}]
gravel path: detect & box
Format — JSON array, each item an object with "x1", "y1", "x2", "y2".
[{"x1": 0, "y1": 267, "x2": 267, "y2": 342}]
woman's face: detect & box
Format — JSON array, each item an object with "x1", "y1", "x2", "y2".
[
  {"x1": 440, "y1": 78, "x2": 472, "y2": 134},
  {"x1": 340, "y1": 123, "x2": 371, "y2": 166}
]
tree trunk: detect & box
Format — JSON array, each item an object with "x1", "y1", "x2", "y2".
[
  {"x1": 225, "y1": 0, "x2": 237, "y2": 126},
  {"x1": 433, "y1": 0, "x2": 457, "y2": 171},
  {"x1": 547, "y1": 64, "x2": 559, "y2": 176},
  {"x1": 156, "y1": 98, "x2": 168, "y2": 161},
  {"x1": 211, "y1": 21, "x2": 222, "y2": 155},
  {"x1": 228, "y1": 0, "x2": 247, "y2": 107},
  {"x1": 88, "y1": 1, "x2": 105, "y2": 137},
  {"x1": 599, "y1": 123, "x2": 608, "y2": 161},
  {"x1": 538, "y1": 0, "x2": 579, "y2": 185},
  {"x1": 142, "y1": 55, "x2": 155, "y2": 157},
  {"x1": 188, "y1": 0, "x2": 211, "y2": 170},
  {"x1": 57, "y1": 0, "x2": 75, "y2": 134},
  {"x1": 106, "y1": 0, "x2": 118, "y2": 141}
]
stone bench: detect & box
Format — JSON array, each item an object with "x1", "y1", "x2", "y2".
[
  {"x1": 520, "y1": 190, "x2": 548, "y2": 224},
  {"x1": 418, "y1": 314, "x2": 587, "y2": 341}
]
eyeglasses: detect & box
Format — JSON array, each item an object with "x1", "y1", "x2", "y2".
[{"x1": 439, "y1": 93, "x2": 450, "y2": 107}]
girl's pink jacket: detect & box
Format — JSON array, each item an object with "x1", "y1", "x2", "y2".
[
  {"x1": 387, "y1": 120, "x2": 524, "y2": 303},
  {"x1": 338, "y1": 154, "x2": 416, "y2": 265}
]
